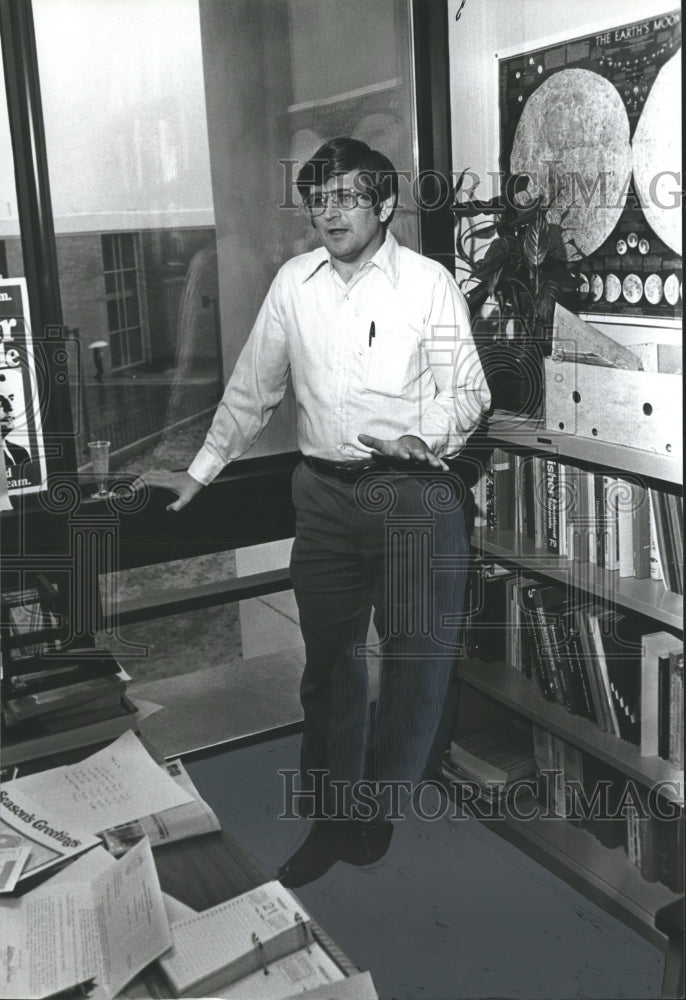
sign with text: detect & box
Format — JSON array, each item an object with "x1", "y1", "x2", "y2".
[{"x1": 0, "y1": 276, "x2": 47, "y2": 495}]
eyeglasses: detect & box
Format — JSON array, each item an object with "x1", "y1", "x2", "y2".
[{"x1": 303, "y1": 188, "x2": 375, "y2": 215}]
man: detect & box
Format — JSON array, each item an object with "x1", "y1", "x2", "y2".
[
  {"x1": 1, "y1": 392, "x2": 31, "y2": 472},
  {"x1": 140, "y1": 137, "x2": 490, "y2": 886}
]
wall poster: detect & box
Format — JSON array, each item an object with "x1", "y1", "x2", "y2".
[
  {"x1": 0, "y1": 276, "x2": 48, "y2": 497},
  {"x1": 498, "y1": 9, "x2": 682, "y2": 322}
]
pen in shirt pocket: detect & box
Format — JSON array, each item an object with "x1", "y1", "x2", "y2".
[{"x1": 368, "y1": 321, "x2": 376, "y2": 348}]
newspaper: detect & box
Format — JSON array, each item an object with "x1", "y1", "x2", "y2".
[
  {"x1": 0, "y1": 838, "x2": 172, "y2": 1000},
  {"x1": 8, "y1": 731, "x2": 195, "y2": 834},
  {"x1": 0, "y1": 847, "x2": 30, "y2": 892},
  {"x1": 100, "y1": 759, "x2": 220, "y2": 856},
  {"x1": 0, "y1": 783, "x2": 100, "y2": 884}
]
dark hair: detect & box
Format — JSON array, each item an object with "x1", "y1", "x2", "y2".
[
  {"x1": 296, "y1": 137, "x2": 398, "y2": 218},
  {"x1": 0, "y1": 394, "x2": 11, "y2": 414}
]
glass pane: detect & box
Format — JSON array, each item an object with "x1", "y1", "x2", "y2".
[
  {"x1": 120, "y1": 234, "x2": 135, "y2": 270},
  {"x1": 106, "y1": 298, "x2": 120, "y2": 332},
  {"x1": 33, "y1": 0, "x2": 418, "y2": 476},
  {"x1": 0, "y1": 52, "x2": 25, "y2": 277},
  {"x1": 124, "y1": 295, "x2": 140, "y2": 328},
  {"x1": 101, "y1": 234, "x2": 114, "y2": 273}
]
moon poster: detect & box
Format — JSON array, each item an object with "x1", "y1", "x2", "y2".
[{"x1": 499, "y1": 10, "x2": 681, "y2": 321}]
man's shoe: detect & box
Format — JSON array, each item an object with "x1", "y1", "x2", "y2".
[
  {"x1": 277, "y1": 820, "x2": 347, "y2": 888},
  {"x1": 341, "y1": 819, "x2": 394, "y2": 868}
]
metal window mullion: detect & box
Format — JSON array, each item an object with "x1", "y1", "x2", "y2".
[{"x1": 0, "y1": 0, "x2": 76, "y2": 469}]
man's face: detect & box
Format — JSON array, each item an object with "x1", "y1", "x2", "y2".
[
  {"x1": 0, "y1": 395, "x2": 15, "y2": 439},
  {"x1": 307, "y1": 171, "x2": 394, "y2": 274}
]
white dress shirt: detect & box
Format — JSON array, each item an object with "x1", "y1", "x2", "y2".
[{"x1": 188, "y1": 232, "x2": 490, "y2": 485}]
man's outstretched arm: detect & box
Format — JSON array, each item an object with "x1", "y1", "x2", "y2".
[{"x1": 133, "y1": 469, "x2": 204, "y2": 511}]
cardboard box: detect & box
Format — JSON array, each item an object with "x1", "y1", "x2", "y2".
[{"x1": 544, "y1": 358, "x2": 682, "y2": 458}]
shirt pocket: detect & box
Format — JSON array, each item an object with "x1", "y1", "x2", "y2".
[{"x1": 364, "y1": 327, "x2": 419, "y2": 398}]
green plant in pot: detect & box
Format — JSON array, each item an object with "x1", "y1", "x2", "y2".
[{"x1": 452, "y1": 172, "x2": 584, "y2": 417}]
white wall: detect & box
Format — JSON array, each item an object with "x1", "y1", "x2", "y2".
[{"x1": 447, "y1": 0, "x2": 678, "y2": 192}]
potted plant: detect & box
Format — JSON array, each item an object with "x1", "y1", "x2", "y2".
[{"x1": 452, "y1": 173, "x2": 584, "y2": 416}]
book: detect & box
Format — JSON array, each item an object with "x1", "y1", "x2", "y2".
[
  {"x1": 519, "y1": 454, "x2": 536, "y2": 542},
  {"x1": 584, "y1": 610, "x2": 622, "y2": 736},
  {"x1": 449, "y1": 721, "x2": 537, "y2": 789},
  {"x1": 631, "y1": 482, "x2": 651, "y2": 580},
  {"x1": 3, "y1": 674, "x2": 126, "y2": 722},
  {"x1": 565, "y1": 465, "x2": 589, "y2": 565},
  {"x1": 581, "y1": 755, "x2": 627, "y2": 850},
  {"x1": 157, "y1": 881, "x2": 316, "y2": 997},
  {"x1": 640, "y1": 632, "x2": 681, "y2": 758},
  {"x1": 532, "y1": 726, "x2": 583, "y2": 819},
  {"x1": 602, "y1": 476, "x2": 620, "y2": 571},
  {"x1": 462, "y1": 566, "x2": 514, "y2": 663},
  {"x1": 668, "y1": 648, "x2": 684, "y2": 769},
  {"x1": 617, "y1": 478, "x2": 635, "y2": 578},
  {"x1": 533, "y1": 456, "x2": 547, "y2": 550},
  {"x1": 651, "y1": 488, "x2": 679, "y2": 593},
  {"x1": 576, "y1": 606, "x2": 614, "y2": 733},
  {"x1": 519, "y1": 581, "x2": 566, "y2": 704},
  {"x1": 491, "y1": 448, "x2": 513, "y2": 532},
  {"x1": 648, "y1": 491, "x2": 663, "y2": 582},
  {"x1": 544, "y1": 459, "x2": 562, "y2": 555},
  {"x1": 0, "y1": 694, "x2": 142, "y2": 767}
]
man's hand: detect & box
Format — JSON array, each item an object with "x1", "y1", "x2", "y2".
[
  {"x1": 357, "y1": 433, "x2": 449, "y2": 471},
  {"x1": 132, "y1": 469, "x2": 204, "y2": 512}
]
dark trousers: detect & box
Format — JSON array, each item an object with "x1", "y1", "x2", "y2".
[{"x1": 289, "y1": 461, "x2": 470, "y2": 819}]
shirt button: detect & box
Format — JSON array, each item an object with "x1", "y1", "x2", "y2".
[{"x1": 338, "y1": 445, "x2": 346, "y2": 452}]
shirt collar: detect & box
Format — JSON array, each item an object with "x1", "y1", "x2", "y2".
[{"x1": 301, "y1": 231, "x2": 401, "y2": 287}]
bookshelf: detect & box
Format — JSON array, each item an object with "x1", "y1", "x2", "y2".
[
  {"x1": 486, "y1": 411, "x2": 683, "y2": 487},
  {"x1": 472, "y1": 528, "x2": 683, "y2": 629},
  {"x1": 463, "y1": 787, "x2": 682, "y2": 949},
  {"x1": 445, "y1": 412, "x2": 684, "y2": 952},
  {"x1": 458, "y1": 659, "x2": 683, "y2": 804}
]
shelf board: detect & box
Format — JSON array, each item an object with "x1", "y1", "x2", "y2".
[
  {"x1": 457, "y1": 659, "x2": 684, "y2": 804},
  {"x1": 472, "y1": 528, "x2": 684, "y2": 630},
  {"x1": 439, "y1": 771, "x2": 680, "y2": 949},
  {"x1": 485, "y1": 412, "x2": 683, "y2": 486}
]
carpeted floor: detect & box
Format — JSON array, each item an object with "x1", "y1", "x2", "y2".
[{"x1": 185, "y1": 731, "x2": 665, "y2": 1000}]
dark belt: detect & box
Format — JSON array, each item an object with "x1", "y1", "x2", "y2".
[{"x1": 303, "y1": 455, "x2": 378, "y2": 484}]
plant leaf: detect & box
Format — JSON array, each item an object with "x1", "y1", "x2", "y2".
[{"x1": 523, "y1": 213, "x2": 550, "y2": 267}]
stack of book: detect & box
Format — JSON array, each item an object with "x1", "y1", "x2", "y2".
[
  {"x1": 443, "y1": 720, "x2": 538, "y2": 804},
  {"x1": 1, "y1": 649, "x2": 139, "y2": 766},
  {"x1": 473, "y1": 454, "x2": 683, "y2": 595}
]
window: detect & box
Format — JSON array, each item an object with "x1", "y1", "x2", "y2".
[{"x1": 102, "y1": 233, "x2": 145, "y2": 370}]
